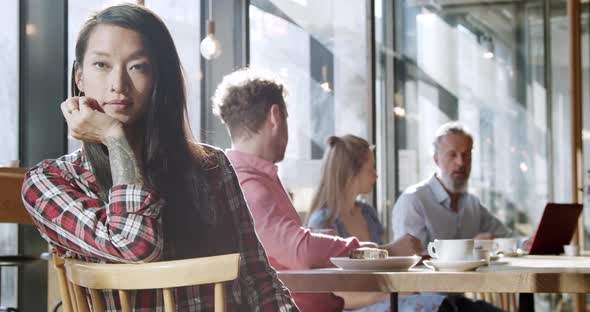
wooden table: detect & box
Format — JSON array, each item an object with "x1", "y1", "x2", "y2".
[{"x1": 277, "y1": 256, "x2": 590, "y2": 311}]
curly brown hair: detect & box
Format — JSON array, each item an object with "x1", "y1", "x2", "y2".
[{"x1": 212, "y1": 68, "x2": 287, "y2": 139}]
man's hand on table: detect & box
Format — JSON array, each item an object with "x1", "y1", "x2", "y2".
[
  {"x1": 381, "y1": 234, "x2": 422, "y2": 256},
  {"x1": 473, "y1": 233, "x2": 496, "y2": 240}
]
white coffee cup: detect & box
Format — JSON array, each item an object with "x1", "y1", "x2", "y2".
[
  {"x1": 564, "y1": 244, "x2": 578, "y2": 256},
  {"x1": 473, "y1": 239, "x2": 494, "y2": 261},
  {"x1": 427, "y1": 239, "x2": 474, "y2": 261},
  {"x1": 493, "y1": 238, "x2": 517, "y2": 255}
]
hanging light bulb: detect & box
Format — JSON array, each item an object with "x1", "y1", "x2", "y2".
[
  {"x1": 481, "y1": 35, "x2": 494, "y2": 59},
  {"x1": 200, "y1": 0, "x2": 222, "y2": 60},
  {"x1": 393, "y1": 106, "x2": 406, "y2": 117},
  {"x1": 320, "y1": 65, "x2": 331, "y2": 93}
]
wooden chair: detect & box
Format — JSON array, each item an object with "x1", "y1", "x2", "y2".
[
  {"x1": 63, "y1": 253, "x2": 240, "y2": 312},
  {"x1": 0, "y1": 167, "x2": 44, "y2": 311},
  {"x1": 0, "y1": 167, "x2": 40, "y2": 266},
  {"x1": 0, "y1": 167, "x2": 32, "y2": 226}
]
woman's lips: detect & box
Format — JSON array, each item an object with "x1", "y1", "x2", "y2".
[{"x1": 105, "y1": 100, "x2": 131, "y2": 111}]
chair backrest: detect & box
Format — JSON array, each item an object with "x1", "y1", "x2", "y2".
[
  {"x1": 64, "y1": 253, "x2": 240, "y2": 312},
  {"x1": 0, "y1": 168, "x2": 33, "y2": 225}
]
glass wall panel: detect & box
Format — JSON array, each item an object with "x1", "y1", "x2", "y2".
[
  {"x1": 249, "y1": 0, "x2": 372, "y2": 215},
  {"x1": 146, "y1": 1, "x2": 201, "y2": 139},
  {"x1": 582, "y1": 3, "x2": 590, "y2": 247},
  {"x1": 0, "y1": 0, "x2": 19, "y2": 308},
  {"x1": 67, "y1": 1, "x2": 201, "y2": 151},
  {"x1": 387, "y1": 0, "x2": 550, "y2": 237}
]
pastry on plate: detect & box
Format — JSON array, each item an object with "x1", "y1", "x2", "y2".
[{"x1": 349, "y1": 247, "x2": 388, "y2": 259}]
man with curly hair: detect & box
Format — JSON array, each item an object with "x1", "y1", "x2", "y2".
[{"x1": 212, "y1": 68, "x2": 422, "y2": 312}]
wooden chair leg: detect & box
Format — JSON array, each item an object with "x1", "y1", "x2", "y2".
[
  {"x1": 118, "y1": 290, "x2": 131, "y2": 312},
  {"x1": 574, "y1": 293, "x2": 586, "y2": 312},
  {"x1": 72, "y1": 284, "x2": 90, "y2": 312},
  {"x1": 163, "y1": 288, "x2": 175, "y2": 312},
  {"x1": 484, "y1": 292, "x2": 492, "y2": 304},
  {"x1": 55, "y1": 265, "x2": 74, "y2": 312},
  {"x1": 500, "y1": 293, "x2": 508, "y2": 310},
  {"x1": 510, "y1": 293, "x2": 518, "y2": 312},
  {"x1": 89, "y1": 289, "x2": 105, "y2": 312},
  {"x1": 215, "y1": 283, "x2": 225, "y2": 312}
]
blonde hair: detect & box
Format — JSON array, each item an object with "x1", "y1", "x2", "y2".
[{"x1": 306, "y1": 135, "x2": 373, "y2": 227}]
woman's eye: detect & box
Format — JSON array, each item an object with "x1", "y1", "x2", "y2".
[
  {"x1": 130, "y1": 63, "x2": 148, "y2": 71},
  {"x1": 93, "y1": 62, "x2": 107, "y2": 69}
]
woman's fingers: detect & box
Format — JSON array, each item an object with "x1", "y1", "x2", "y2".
[
  {"x1": 61, "y1": 97, "x2": 81, "y2": 116},
  {"x1": 79, "y1": 96, "x2": 104, "y2": 113}
]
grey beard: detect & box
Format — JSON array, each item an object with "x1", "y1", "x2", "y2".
[{"x1": 439, "y1": 172, "x2": 468, "y2": 193}]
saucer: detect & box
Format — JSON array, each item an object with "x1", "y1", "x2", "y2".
[
  {"x1": 489, "y1": 255, "x2": 501, "y2": 261},
  {"x1": 423, "y1": 259, "x2": 487, "y2": 272},
  {"x1": 497, "y1": 248, "x2": 527, "y2": 257},
  {"x1": 330, "y1": 256, "x2": 421, "y2": 271}
]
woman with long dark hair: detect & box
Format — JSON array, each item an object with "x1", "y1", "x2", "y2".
[{"x1": 21, "y1": 4, "x2": 297, "y2": 311}]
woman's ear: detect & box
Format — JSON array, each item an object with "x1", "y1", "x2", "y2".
[{"x1": 74, "y1": 64, "x2": 84, "y2": 93}]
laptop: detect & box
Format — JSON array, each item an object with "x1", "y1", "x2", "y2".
[{"x1": 527, "y1": 203, "x2": 583, "y2": 255}]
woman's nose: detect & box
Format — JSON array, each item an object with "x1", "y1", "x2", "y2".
[{"x1": 109, "y1": 67, "x2": 129, "y2": 93}]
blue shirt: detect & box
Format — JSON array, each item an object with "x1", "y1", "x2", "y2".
[
  {"x1": 307, "y1": 201, "x2": 384, "y2": 244},
  {"x1": 392, "y1": 174, "x2": 510, "y2": 250}
]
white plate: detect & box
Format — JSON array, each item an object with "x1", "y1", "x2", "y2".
[
  {"x1": 423, "y1": 259, "x2": 487, "y2": 272},
  {"x1": 330, "y1": 256, "x2": 421, "y2": 271}
]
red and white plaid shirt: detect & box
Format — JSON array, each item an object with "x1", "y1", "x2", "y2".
[{"x1": 22, "y1": 144, "x2": 298, "y2": 311}]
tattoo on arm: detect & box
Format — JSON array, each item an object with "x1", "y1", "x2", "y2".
[{"x1": 104, "y1": 136, "x2": 143, "y2": 185}]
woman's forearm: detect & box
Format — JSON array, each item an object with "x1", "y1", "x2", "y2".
[{"x1": 104, "y1": 135, "x2": 143, "y2": 185}]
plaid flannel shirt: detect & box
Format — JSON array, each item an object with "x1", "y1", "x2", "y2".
[{"x1": 21, "y1": 145, "x2": 298, "y2": 311}]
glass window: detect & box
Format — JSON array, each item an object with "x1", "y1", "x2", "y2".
[
  {"x1": 384, "y1": 1, "x2": 552, "y2": 237},
  {"x1": 67, "y1": 1, "x2": 201, "y2": 152},
  {"x1": 582, "y1": 4, "x2": 590, "y2": 246},
  {"x1": 249, "y1": 0, "x2": 372, "y2": 215},
  {"x1": 0, "y1": 0, "x2": 19, "y2": 163},
  {"x1": 0, "y1": 0, "x2": 19, "y2": 308},
  {"x1": 146, "y1": 1, "x2": 201, "y2": 139}
]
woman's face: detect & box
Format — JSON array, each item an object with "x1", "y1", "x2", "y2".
[
  {"x1": 76, "y1": 24, "x2": 154, "y2": 125},
  {"x1": 354, "y1": 151, "x2": 378, "y2": 194}
]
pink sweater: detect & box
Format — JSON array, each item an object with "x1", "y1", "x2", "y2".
[{"x1": 227, "y1": 150, "x2": 361, "y2": 312}]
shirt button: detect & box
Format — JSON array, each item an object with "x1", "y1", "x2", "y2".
[{"x1": 193, "y1": 298, "x2": 201, "y2": 303}]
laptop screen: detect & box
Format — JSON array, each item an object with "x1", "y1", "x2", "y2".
[{"x1": 528, "y1": 203, "x2": 582, "y2": 255}]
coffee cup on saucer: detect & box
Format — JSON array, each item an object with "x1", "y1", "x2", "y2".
[
  {"x1": 493, "y1": 238, "x2": 517, "y2": 256},
  {"x1": 427, "y1": 239, "x2": 474, "y2": 261},
  {"x1": 473, "y1": 239, "x2": 493, "y2": 261},
  {"x1": 564, "y1": 244, "x2": 578, "y2": 256}
]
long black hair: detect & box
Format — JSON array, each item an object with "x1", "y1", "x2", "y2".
[{"x1": 72, "y1": 4, "x2": 218, "y2": 260}]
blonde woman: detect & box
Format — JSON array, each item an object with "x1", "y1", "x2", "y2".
[
  {"x1": 306, "y1": 135, "x2": 446, "y2": 312},
  {"x1": 306, "y1": 135, "x2": 382, "y2": 244}
]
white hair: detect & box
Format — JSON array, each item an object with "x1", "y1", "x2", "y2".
[{"x1": 433, "y1": 122, "x2": 473, "y2": 154}]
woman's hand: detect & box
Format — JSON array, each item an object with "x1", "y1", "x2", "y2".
[{"x1": 61, "y1": 96, "x2": 124, "y2": 144}]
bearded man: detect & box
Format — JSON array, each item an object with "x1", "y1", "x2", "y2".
[{"x1": 391, "y1": 122, "x2": 510, "y2": 251}]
